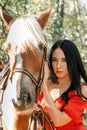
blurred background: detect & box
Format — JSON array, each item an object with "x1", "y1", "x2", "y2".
[
  {"x1": 0, "y1": 0, "x2": 87, "y2": 128},
  {"x1": 0, "y1": 0, "x2": 87, "y2": 71}
]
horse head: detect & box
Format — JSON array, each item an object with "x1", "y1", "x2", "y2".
[{"x1": 0, "y1": 6, "x2": 51, "y2": 130}]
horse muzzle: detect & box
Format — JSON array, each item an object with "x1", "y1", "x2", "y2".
[{"x1": 12, "y1": 92, "x2": 35, "y2": 110}]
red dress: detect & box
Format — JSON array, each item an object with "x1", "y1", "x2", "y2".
[{"x1": 38, "y1": 90, "x2": 87, "y2": 130}]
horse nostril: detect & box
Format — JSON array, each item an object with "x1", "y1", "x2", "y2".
[
  {"x1": 21, "y1": 93, "x2": 31, "y2": 104},
  {"x1": 27, "y1": 93, "x2": 31, "y2": 103}
]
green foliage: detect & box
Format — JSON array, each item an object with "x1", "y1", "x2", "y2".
[
  {"x1": 0, "y1": 0, "x2": 87, "y2": 71},
  {"x1": 0, "y1": 48, "x2": 9, "y2": 64}
]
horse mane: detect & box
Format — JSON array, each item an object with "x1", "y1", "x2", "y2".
[{"x1": 3, "y1": 15, "x2": 47, "y2": 54}]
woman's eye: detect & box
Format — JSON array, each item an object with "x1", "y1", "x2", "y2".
[
  {"x1": 52, "y1": 59, "x2": 57, "y2": 62},
  {"x1": 62, "y1": 58, "x2": 66, "y2": 62},
  {"x1": 52, "y1": 59, "x2": 58, "y2": 63}
]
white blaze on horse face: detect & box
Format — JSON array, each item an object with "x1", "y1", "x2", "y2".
[
  {"x1": 9, "y1": 53, "x2": 15, "y2": 71},
  {"x1": 10, "y1": 54, "x2": 23, "y2": 100},
  {"x1": 2, "y1": 79, "x2": 17, "y2": 129},
  {"x1": 9, "y1": 50, "x2": 23, "y2": 71},
  {"x1": 16, "y1": 54, "x2": 23, "y2": 68}
]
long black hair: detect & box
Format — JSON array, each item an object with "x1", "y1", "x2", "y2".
[{"x1": 48, "y1": 39, "x2": 87, "y2": 102}]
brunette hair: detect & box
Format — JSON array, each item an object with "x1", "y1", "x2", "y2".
[{"x1": 49, "y1": 39, "x2": 87, "y2": 102}]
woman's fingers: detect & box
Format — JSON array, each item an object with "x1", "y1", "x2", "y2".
[{"x1": 44, "y1": 61, "x2": 49, "y2": 80}]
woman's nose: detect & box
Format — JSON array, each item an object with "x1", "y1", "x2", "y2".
[{"x1": 56, "y1": 61, "x2": 61, "y2": 68}]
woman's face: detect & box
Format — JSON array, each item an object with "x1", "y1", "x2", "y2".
[{"x1": 52, "y1": 47, "x2": 69, "y2": 79}]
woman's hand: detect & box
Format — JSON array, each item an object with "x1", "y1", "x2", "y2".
[
  {"x1": 41, "y1": 61, "x2": 49, "y2": 89},
  {"x1": 29, "y1": 103, "x2": 40, "y2": 113},
  {"x1": 44, "y1": 61, "x2": 49, "y2": 81}
]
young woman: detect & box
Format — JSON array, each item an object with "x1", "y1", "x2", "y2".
[{"x1": 38, "y1": 39, "x2": 87, "y2": 130}]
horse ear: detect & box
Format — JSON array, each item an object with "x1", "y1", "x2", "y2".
[
  {"x1": 0, "y1": 8, "x2": 13, "y2": 29},
  {"x1": 37, "y1": 5, "x2": 52, "y2": 29}
]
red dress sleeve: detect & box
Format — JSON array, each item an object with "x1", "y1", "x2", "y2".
[
  {"x1": 38, "y1": 92, "x2": 43, "y2": 103},
  {"x1": 63, "y1": 91, "x2": 87, "y2": 123},
  {"x1": 38, "y1": 90, "x2": 87, "y2": 130}
]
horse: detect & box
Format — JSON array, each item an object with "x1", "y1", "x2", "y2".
[{"x1": 0, "y1": 7, "x2": 51, "y2": 130}]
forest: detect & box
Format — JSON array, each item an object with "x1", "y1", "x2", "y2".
[
  {"x1": 0, "y1": 0, "x2": 87, "y2": 128},
  {"x1": 0, "y1": 0, "x2": 87, "y2": 71}
]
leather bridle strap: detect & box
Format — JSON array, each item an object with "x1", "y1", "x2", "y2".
[
  {"x1": 10, "y1": 47, "x2": 47, "y2": 101},
  {"x1": 28, "y1": 104, "x2": 54, "y2": 130},
  {"x1": 38, "y1": 104, "x2": 54, "y2": 130},
  {"x1": 35, "y1": 47, "x2": 47, "y2": 101},
  {"x1": 10, "y1": 68, "x2": 39, "y2": 87}
]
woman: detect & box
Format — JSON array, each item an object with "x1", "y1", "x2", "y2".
[{"x1": 38, "y1": 39, "x2": 87, "y2": 130}]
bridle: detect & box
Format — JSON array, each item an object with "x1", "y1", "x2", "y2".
[
  {"x1": 10, "y1": 46, "x2": 47, "y2": 102},
  {"x1": 0, "y1": 45, "x2": 54, "y2": 130},
  {"x1": 10, "y1": 46, "x2": 54, "y2": 130},
  {"x1": 29, "y1": 104, "x2": 54, "y2": 130}
]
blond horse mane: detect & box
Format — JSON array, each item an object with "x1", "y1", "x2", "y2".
[{"x1": 3, "y1": 16, "x2": 47, "y2": 55}]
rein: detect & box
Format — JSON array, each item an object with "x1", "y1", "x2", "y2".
[
  {"x1": 28, "y1": 104, "x2": 54, "y2": 130},
  {"x1": 0, "y1": 63, "x2": 10, "y2": 129},
  {"x1": 0, "y1": 63, "x2": 10, "y2": 90},
  {"x1": 0, "y1": 47, "x2": 54, "y2": 130}
]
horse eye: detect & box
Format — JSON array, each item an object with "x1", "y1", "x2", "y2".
[{"x1": 39, "y1": 44, "x2": 43, "y2": 50}]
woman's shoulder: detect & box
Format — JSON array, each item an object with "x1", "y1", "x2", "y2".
[
  {"x1": 68, "y1": 83, "x2": 87, "y2": 98},
  {"x1": 81, "y1": 83, "x2": 87, "y2": 98}
]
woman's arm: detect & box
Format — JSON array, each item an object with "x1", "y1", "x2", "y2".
[{"x1": 41, "y1": 62, "x2": 72, "y2": 127}]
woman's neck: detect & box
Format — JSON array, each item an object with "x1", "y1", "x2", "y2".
[
  {"x1": 57, "y1": 76, "x2": 71, "y2": 91},
  {"x1": 49, "y1": 78, "x2": 71, "y2": 100}
]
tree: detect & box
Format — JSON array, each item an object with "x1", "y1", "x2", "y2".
[{"x1": 0, "y1": 0, "x2": 87, "y2": 71}]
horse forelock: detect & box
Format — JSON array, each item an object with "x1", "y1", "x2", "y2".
[{"x1": 3, "y1": 15, "x2": 47, "y2": 54}]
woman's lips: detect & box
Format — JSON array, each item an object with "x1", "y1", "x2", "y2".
[{"x1": 56, "y1": 71, "x2": 62, "y2": 73}]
